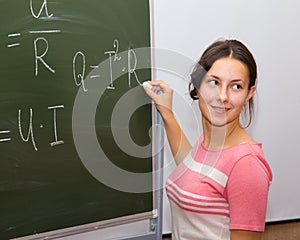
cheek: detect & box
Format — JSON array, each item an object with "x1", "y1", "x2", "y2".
[
  {"x1": 231, "y1": 94, "x2": 248, "y2": 108},
  {"x1": 198, "y1": 85, "x2": 217, "y2": 103},
  {"x1": 197, "y1": 94, "x2": 210, "y2": 114}
]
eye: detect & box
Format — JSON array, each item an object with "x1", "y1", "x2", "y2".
[
  {"x1": 232, "y1": 84, "x2": 242, "y2": 90},
  {"x1": 208, "y1": 79, "x2": 218, "y2": 86}
]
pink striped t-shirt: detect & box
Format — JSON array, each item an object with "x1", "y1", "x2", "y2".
[{"x1": 166, "y1": 137, "x2": 273, "y2": 240}]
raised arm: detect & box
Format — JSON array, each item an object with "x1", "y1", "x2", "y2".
[{"x1": 143, "y1": 80, "x2": 192, "y2": 165}]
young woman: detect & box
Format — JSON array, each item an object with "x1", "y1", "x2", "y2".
[{"x1": 144, "y1": 39, "x2": 273, "y2": 240}]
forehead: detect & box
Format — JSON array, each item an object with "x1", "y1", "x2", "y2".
[{"x1": 208, "y1": 57, "x2": 249, "y2": 81}]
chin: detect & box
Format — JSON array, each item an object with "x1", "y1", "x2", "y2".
[{"x1": 209, "y1": 117, "x2": 228, "y2": 127}]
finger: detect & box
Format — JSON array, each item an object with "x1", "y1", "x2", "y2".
[
  {"x1": 143, "y1": 84, "x2": 159, "y2": 100},
  {"x1": 147, "y1": 80, "x2": 167, "y2": 88},
  {"x1": 143, "y1": 81, "x2": 161, "y2": 94},
  {"x1": 149, "y1": 80, "x2": 171, "y2": 94}
]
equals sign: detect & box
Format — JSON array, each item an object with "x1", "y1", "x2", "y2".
[
  {"x1": 7, "y1": 33, "x2": 21, "y2": 48},
  {"x1": 89, "y1": 65, "x2": 100, "y2": 79},
  {"x1": 0, "y1": 130, "x2": 11, "y2": 142}
]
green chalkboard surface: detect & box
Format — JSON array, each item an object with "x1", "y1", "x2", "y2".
[{"x1": 0, "y1": 0, "x2": 153, "y2": 239}]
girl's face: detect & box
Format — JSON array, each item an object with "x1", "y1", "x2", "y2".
[{"x1": 197, "y1": 57, "x2": 256, "y2": 127}]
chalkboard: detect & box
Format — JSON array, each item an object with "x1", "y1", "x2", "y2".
[{"x1": 0, "y1": 0, "x2": 154, "y2": 239}]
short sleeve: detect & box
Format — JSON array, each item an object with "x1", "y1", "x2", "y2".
[{"x1": 226, "y1": 154, "x2": 271, "y2": 232}]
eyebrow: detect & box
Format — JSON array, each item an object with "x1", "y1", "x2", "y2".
[{"x1": 209, "y1": 74, "x2": 245, "y2": 83}]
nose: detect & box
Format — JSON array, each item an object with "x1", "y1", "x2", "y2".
[{"x1": 218, "y1": 86, "x2": 228, "y2": 102}]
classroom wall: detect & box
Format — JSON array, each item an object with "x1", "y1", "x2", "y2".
[{"x1": 152, "y1": 0, "x2": 300, "y2": 234}]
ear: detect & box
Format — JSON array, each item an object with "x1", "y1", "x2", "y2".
[{"x1": 245, "y1": 85, "x2": 256, "y2": 103}]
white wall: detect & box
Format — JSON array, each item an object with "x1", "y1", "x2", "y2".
[
  {"x1": 53, "y1": 0, "x2": 300, "y2": 238},
  {"x1": 152, "y1": 0, "x2": 300, "y2": 234}
]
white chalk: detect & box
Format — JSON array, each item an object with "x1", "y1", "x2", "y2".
[
  {"x1": 142, "y1": 81, "x2": 161, "y2": 94},
  {"x1": 142, "y1": 81, "x2": 152, "y2": 89}
]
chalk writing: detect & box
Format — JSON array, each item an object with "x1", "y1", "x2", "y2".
[
  {"x1": 7, "y1": 33, "x2": 21, "y2": 37},
  {"x1": 48, "y1": 105, "x2": 64, "y2": 147},
  {"x1": 127, "y1": 48, "x2": 141, "y2": 87},
  {"x1": 104, "y1": 39, "x2": 142, "y2": 90},
  {"x1": 73, "y1": 51, "x2": 88, "y2": 92},
  {"x1": 0, "y1": 130, "x2": 11, "y2": 142},
  {"x1": 1, "y1": 1, "x2": 147, "y2": 152},
  {"x1": 7, "y1": 43, "x2": 21, "y2": 48},
  {"x1": 28, "y1": 30, "x2": 61, "y2": 34},
  {"x1": 30, "y1": 0, "x2": 53, "y2": 19},
  {"x1": 18, "y1": 108, "x2": 38, "y2": 151},
  {"x1": 90, "y1": 65, "x2": 99, "y2": 69},
  {"x1": 28, "y1": 0, "x2": 54, "y2": 95},
  {"x1": 7, "y1": 33, "x2": 21, "y2": 48},
  {"x1": 0, "y1": 106, "x2": 65, "y2": 150},
  {"x1": 90, "y1": 74, "x2": 100, "y2": 79},
  {"x1": 7, "y1": 29, "x2": 61, "y2": 50},
  {"x1": 113, "y1": 39, "x2": 122, "y2": 61},
  {"x1": 34, "y1": 37, "x2": 55, "y2": 76},
  {"x1": 104, "y1": 40, "x2": 122, "y2": 90},
  {"x1": 104, "y1": 50, "x2": 116, "y2": 90}
]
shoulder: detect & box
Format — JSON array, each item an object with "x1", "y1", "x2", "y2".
[
  {"x1": 229, "y1": 142, "x2": 273, "y2": 182},
  {"x1": 213, "y1": 142, "x2": 273, "y2": 188}
]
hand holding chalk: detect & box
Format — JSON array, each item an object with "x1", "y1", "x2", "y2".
[
  {"x1": 142, "y1": 80, "x2": 174, "y2": 117},
  {"x1": 142, "y1": 81, "x2": 154, "y2": 90},
  {"x1": 143, "y1": 81, "x2": 160, "y2": 93}
]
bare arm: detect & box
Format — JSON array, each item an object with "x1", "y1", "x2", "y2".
[{"x1": 143, "y1": 80, "x2": 192, "y2": 165}]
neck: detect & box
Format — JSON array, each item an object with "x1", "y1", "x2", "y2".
[{"x1": 202, "y1": 118, "x2": 246, "y2": 150}]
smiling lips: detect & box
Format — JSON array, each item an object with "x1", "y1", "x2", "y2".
[{"x1": 211, "y1": 106, "x2": 230, "y2": 114}]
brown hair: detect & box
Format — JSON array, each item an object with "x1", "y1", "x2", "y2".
[{"x1": 189, "y1": 39, "x2": 257, "y2": 127}]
